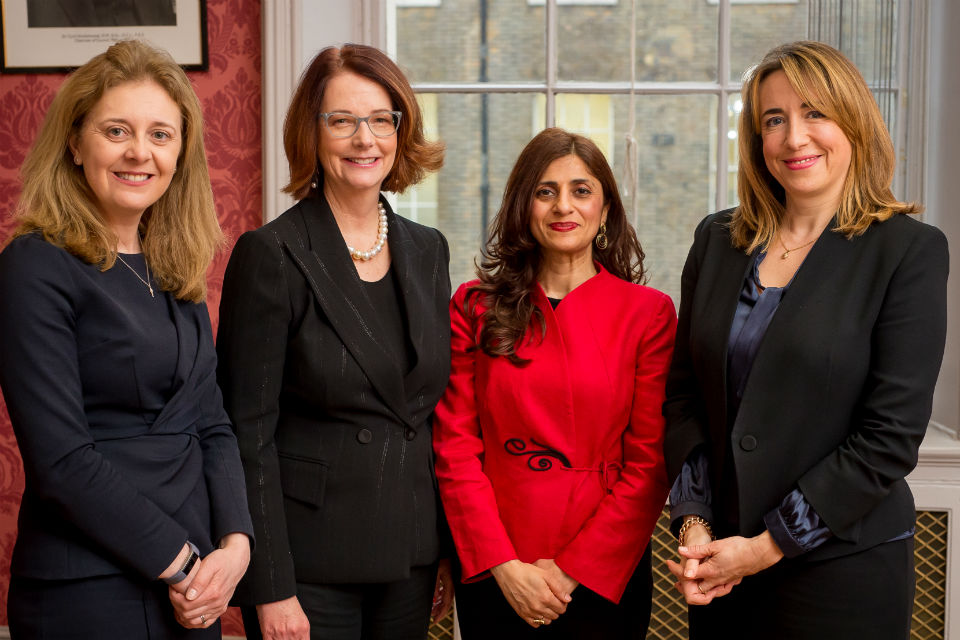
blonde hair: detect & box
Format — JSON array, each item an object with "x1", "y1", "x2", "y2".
[
  {"x1": 14, "y1": 39, "x2": 222, "y2": 302},
  {"x1": 732, "y1": 40, "x2": 918, "y2": 253}
]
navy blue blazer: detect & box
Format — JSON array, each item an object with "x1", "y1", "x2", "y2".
[
  {"x1": 664, "y1": 210, "x2": 948, "y2": 562},
  {"x1": 0, "y1": 233, "x2": 253, "y2": 581}
]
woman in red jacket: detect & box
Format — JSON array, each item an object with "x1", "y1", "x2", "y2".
[{"x1": 433, "y1": 128, "x2": 675, "y2": 638}]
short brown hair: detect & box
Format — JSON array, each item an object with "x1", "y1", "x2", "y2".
[
  {"x1": 733, "y1": 40, "x2": 918, "y2": 253},
  {"x1": 468, "y1": 127, "x2": 646, "y2": 364},
  {"x1": 283, "y1": 43, "x2": 443, "y2": 200},
  {"x1": 14, "y1": 39, "x2": 221, "y2": 302}
]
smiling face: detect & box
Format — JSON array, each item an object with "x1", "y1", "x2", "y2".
[
  {"x1": 758, "y1": 70, "x2": 852, "y2": 212},
  {"x1": 70, "y1": 80, "x2": 182, "y2": 226},
  {"x1": 317, "y1": 71, "x2": 398, "y2": 198},
  {"x1": 528, "y1": 154, "x2": 608, "y2": 262}
]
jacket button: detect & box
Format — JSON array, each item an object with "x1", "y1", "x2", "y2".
[
  {"x1": 357, "y1": 428, "x2": 373, "y2": 444},
  {"x1": 405, "y1": 428, "x2": 417, "y2": 441},
  {"x1": 740, "y1": 435, "x2": 758, "y2": 451}
]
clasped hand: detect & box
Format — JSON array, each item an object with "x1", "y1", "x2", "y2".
[
  {"x1": 168, "y1": 533, "x2": 252, "y2": 629},
  {"x1": 490, "y1": 559, "x2": 578, "y2": 628},
  {"x1": 666, "y1": 527, "x2": 783, "y2": 605}
]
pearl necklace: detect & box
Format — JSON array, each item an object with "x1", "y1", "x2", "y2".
[{"x1": 346, "y1": 202, "x2": 388, "y2": 261}]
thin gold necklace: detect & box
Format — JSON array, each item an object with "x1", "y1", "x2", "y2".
[
  {"x1": 116, "y1": 252, "x2": 155, "y2": 297},
  {"x1": 778, "y1": 235, "x2": 817, "y2": 260}
]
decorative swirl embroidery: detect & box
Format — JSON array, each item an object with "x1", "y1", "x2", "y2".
[{"x1": 504, "y1": 438, "x2": 571, "y2": 471}]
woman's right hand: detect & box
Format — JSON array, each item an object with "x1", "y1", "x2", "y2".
[
  {"x1": 665, "y1": 523, "x2": 739, "y2": 605},
  {"x1": 490, "y1": 559, "x2": 569, "y2": 628},
  {"x1": 256, "y1": 597, "x2": 311, "y2": 640}
]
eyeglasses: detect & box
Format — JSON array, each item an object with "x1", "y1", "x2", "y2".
[{"x1": 318, "y1": 111, "x2": 402, "y2": 138}]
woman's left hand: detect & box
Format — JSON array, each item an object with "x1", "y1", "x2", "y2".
[
  {"x1": 532, "y1": 559, "x2": 578, "y2": 602},
  {"x1": 669, "y1": 531, "x2": 783, "y2": 600},
  {"x1": 431, "y1": 558, "x2": 455, "y2": 621},
  {"x1": 169, "y1": 532, "x2": 252, "y2": 628}
]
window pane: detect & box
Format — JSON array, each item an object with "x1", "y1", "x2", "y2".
[
  {"x1": 629, "y1": 94, "x2": 717, "y2": 301},
  {"x1": 420, "y1": 93, "x2": 538, "y2": 289},
  {"x1": 730, "y1": 0, "x2": 809, "y2": 83},
  {"x1": 395, "y1": 95, "x2": 440, "y2": 228},
  {"x1": 393, "y1": 1, "x2": 544, "y2": 83},
  {"x1": 553, "y1": 94, "x2": 716, "y2": 302},
  {"x1": 559, "y1": 0, "x2": 718, "y2": 82},
  {"x1": 727, "y1": 92, "x2": 741, "y2": 208},
  {"x1": 810, "y1": 2, "x2": 900, "y2": 85}
]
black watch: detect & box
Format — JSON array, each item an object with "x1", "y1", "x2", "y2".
[{"x1": 162, "y1": 541, "x2": 200, "y2": 585}]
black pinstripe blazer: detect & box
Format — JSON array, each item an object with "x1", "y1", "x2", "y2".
[{"x1": 217, "y1": 193, "x2": 452, "y2": 605}]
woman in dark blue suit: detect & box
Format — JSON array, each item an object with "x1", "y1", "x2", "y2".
[
  {"x1": 664, "y1": 41, "x2": 948, "y2": 639},
  {"x1": 0, "y1": 41, "x2": 253, "y2": 638}
]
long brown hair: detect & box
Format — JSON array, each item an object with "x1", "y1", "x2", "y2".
[
  {"x1": 14, "y1": 40, "x2": 221, "y2": 303},
  {"x1": 733, "y1": 40, "x2": 919, "y2": 253},
  {"x1": 283, "y1": 43, "x2": 444, "y2": 200},
  {"x1": 468, "y1": 128, "x2": 646, "y2": 365}
]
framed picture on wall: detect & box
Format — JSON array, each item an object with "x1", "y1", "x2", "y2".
[{"x1": 0, "y1": 0, "x2": 207, "y2": 73}]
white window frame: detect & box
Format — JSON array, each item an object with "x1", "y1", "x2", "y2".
[
  {"x1": 266, "y1": 0, "x2": 921, "y2": 223},
  {"x1": 527, "y1": 0, "x2": 618, "y2": 6},
  {"x1": 706, "y1": 0, "x2": 798, "y2": 5}
]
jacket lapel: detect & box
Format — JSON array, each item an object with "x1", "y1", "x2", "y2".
[
  {"x1": 150, "y1": 298, "x2": 203, "y2": 432},
  {"x1": 281, "y1": 195, "x2": 413, "y2": 427},
  {"x1": 386, "y1": 215, "x2": 427, "y2": 378},
  {"x1": 690, "y1": 228, "x2": 752, "y2": 471},
  {"x1": 737, "y1": 221, "x2": 846, "y2": 404}
]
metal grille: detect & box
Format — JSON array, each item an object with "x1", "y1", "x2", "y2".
[
  {"x1": 430, "y1": 509, "x2": 948, "y2": 640},
  {"x1": 429, "y1": 611, "x2": 455, "y2": 640},
  {"x1": 647, "y1": 508, "x2": 690, "y2": 640},
  {"x1": 645, "y1": 508, "x2": 949, "y2": 640},
  {"x1": 912, "y1": 510, "x2": 947, "y2": 640}
]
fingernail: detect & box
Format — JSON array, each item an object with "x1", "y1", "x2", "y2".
[
  {"x1": 685, "y1": 570, "x2": 695, "y2": 578},
  {"x1": 678, "y1": 546, "x2": 688, "y2": 552},
  {"x1": 186, "y1": 589, "x2": 197, "y2": 600}
]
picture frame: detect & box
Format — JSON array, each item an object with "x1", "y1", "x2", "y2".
[{"x1": 0, "y1": 0, "x2": 207, "y2": 73}]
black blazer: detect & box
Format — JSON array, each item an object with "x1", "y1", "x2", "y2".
[
  {"x1": 0, "y1": 234, "x2": 253, "y2": 581},
  {"x1": 217, "y1": 193, "x2": 452, "y2": 605},
  {"x1": 664, "y1": 210, "x2": 948, "y2": 562}
]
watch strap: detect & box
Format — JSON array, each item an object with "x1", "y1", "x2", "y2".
[{"x1": 162, "y1": 540, "x2": 200, "y2": 585}]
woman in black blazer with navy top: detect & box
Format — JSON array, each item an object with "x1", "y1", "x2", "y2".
[
  {"x1": 216, "y1": 44, "x2": 452, "y2": 640},
  {"x1": 0, "y1": 41, "x2": 253, "y2": 638},
  {"x1": 664, "y1": 42, "x2": 948, "y2": 639}
]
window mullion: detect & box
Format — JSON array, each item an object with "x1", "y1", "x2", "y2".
[
  {"x1": 717, "y1": 0, "x2": 732, "y2": 211},
  {"x1": 546, "y1": 0, "x2": 558, "y2": 126}
]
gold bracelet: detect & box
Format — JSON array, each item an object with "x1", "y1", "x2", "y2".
[{"x1": 678, "y1": 516, "x2": 714, "y2": 546}]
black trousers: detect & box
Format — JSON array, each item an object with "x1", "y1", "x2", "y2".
[
  {"x1": 242, "y1": 563, "x2": 437, "y2": 640},
  {"x1": 456, "y1": 546, "x2": 652, "y2": 640},
  {"x1": 8, "y1": 573, "x2": 221, "y2": 639},
  {"x1": 687, "y1": 537, "x2": 915, "y2": 640}
]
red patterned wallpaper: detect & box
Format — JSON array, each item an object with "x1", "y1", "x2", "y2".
[{"x1": 0, "y1": 0, "x2": 261, "y2": 634}]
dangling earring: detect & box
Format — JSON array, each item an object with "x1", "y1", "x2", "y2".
[
  {"x1": 310, "y1": 168, "x2": 319, "y2": 190},
  {"x1": 595, "y1": 222, "x2": 608, "y2": 250}
]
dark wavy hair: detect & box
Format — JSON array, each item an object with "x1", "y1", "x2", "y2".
[{"x1": 467, "y1": 127, "x2": 646, "y2": 365}]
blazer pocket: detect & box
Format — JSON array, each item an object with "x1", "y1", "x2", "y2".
[{"x1": 278, "y1": 453, "x2": 328, "y2": 508}]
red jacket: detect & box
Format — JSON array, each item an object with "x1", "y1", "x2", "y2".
[{"x1": 433, "y1": 266, "x2": 675, "y2": 602}]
